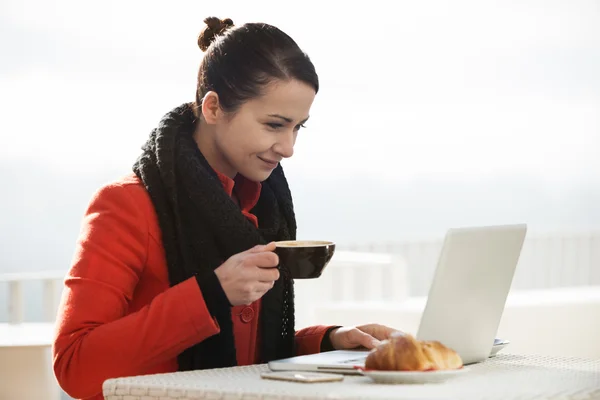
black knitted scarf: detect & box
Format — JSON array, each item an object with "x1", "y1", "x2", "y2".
[{"x1": 132, "y1": 103, "x2": 296, "y2": 370}]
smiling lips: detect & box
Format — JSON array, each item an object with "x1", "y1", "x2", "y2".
[{"x1": 258, "y1": 156, "x2": 280, "y2": 169}]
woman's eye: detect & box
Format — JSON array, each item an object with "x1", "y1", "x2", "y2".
[
  {"x1": 295, "y1": 123, "x2": 307, "y2": 131},
  {"x1": 266, "y1": 123, "x2": 283, "y2": 129}
]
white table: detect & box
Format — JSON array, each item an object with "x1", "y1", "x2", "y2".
[
  {"x1": 0, "y1": 323, "x2": 61, "y2": 400},
  {"x1": 103, "y1": 353, "x2": 600, "y2": 400}
]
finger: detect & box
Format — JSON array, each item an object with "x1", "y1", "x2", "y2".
[
  {"x1": 263, "y1": 242, "x2": 277, "y2": 252},
  {"x1": 372, "y1": 327, "x2": 398, "y2": 341},
  {"x1": 254, "y1": 281, "x2": 275, "y2": 295},
  {"x1": 247, "y1": 242, "x2": 276, "y2": 254},
  {"x1": 369, "y1": 337, "x2": 382, "y2": 348},
  {"x1": 245, "y1": 251, "x2": 279, "y2": 268},
  {"x1": 359, "y1": 324, "x2": 399, "y2": 341},
  {"x1": 352, "y1": 329, "x2": 381, "y2": 349},
  {"x1": 257, "y1": 267, "x2": 280, "y2": 283},
  {"x1": 389, "y1": 329, "x2": 405, "y2": 338},
  {"x1": 246, "y1": 244, "x2": 266, "y2": 254}
]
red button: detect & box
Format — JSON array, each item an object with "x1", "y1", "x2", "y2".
[{"x1": 240, "y1": 307, "x2": 254, "y2": 323}]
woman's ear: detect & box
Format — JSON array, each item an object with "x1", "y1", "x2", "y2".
[{"x1": 201, "y1": 91, "x2": 220, "y2": 124}]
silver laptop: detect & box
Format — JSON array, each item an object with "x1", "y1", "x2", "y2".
[{"x1": 268, "y1": 224, "x2": 527, "y2": 374}]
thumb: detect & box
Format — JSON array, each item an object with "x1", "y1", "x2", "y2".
[{"x1": 247, "y1": 242, "x2": 276, "y2": 254}]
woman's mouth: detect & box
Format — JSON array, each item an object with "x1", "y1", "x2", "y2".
[{"x1": 258, "y1": 156, "x2": 279, "y2": 169}]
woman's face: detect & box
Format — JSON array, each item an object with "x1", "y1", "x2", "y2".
[{"x1": 205, "y1": 79, "x2": 316, "y2": 182}]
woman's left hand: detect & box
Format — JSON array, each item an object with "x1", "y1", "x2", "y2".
[{"x1": 328, "y1": 324, "x2": 401, "y2": 350}]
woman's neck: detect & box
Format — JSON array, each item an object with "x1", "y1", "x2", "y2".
[{"x1": 193, "y1": 120, "x2": 237, "y2": 178}]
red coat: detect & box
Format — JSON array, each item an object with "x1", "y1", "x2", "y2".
[{"x1": 52, "y1": 173, "x2": 332, "y2": 400}]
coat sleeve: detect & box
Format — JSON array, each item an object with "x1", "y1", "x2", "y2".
[
  {"x1": 52, "y1": 182, "x2": 220, "y2": 399},
  {"x1": 295, "y1": 325, "x2": 340, "y2": 355}
]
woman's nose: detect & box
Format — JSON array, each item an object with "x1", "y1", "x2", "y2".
[{"x1": 274, "y1": 131, "x2": 295, "y2": 158}]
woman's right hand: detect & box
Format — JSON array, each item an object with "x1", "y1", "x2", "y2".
[{"x1": 214, "y1": 242, "x2": 280, "y2": 306}]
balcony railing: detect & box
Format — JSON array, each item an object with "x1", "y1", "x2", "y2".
[{"x1": 1, "y1": 231, "x2": 599, "y2": 325}]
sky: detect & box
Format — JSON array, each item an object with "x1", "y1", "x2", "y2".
[{"x1": 1, "y1": 0, "x2": 598, "y2": 183}]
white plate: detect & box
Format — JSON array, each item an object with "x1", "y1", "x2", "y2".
[{"x1": 359, "y1": 368, "x2": 468, "y2": 384}]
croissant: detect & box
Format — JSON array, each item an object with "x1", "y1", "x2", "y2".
[{"x1": 364, "y1": 332, "x2": 463, "y2": 371}]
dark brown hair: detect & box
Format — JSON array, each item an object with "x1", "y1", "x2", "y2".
[{"x1": 194, "y1": 17, "x2": 319, "y2": 115}]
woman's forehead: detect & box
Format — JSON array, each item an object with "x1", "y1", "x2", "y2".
[{"x1": 244, "y1": 80, "x2": 315, "y2": 119}]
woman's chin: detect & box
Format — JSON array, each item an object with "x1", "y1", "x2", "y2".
[{"x1": 241, "y1": 169, "x2": 273, "y2": 183}]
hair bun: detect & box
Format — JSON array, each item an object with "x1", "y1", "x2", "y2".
[{"x1": 197, "y1": 17, "x2": 234, "y2": 51}]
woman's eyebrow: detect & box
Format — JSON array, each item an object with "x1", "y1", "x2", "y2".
[{"x1": 268, "y1": 114, "x2": 310, "y2": 124}]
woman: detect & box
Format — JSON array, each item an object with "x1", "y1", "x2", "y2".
[{"x1": 52, "y1": 17, "x2": 398, "y2": 400}]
